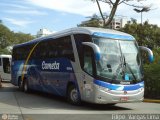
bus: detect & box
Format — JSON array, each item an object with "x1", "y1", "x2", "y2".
[
  {"x1": 11, "y1": 27, "x2": 153, "y2": 105},
  {"x1": 0, "y1": 54, "x2": 11, "y2": 82}
]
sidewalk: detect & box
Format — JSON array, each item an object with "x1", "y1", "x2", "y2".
[{"x1": 143, "y1": 99, "x2": 160, "y2": 103}]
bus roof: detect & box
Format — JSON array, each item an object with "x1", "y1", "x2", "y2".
[
  {"x1": 0, "y1": 54, "x2": 12, "y2": 58},
  {"x1": 13, "y1": 27, "x2": 135, "y2": 48}
]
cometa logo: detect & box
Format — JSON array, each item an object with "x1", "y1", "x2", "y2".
[{"x1": 42, "y1": 61, "x2": 60, "y2": 70}]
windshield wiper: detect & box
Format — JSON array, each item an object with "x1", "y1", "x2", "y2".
[
  {"x1": 112, "y1": 54, "x2": 137, "y2": 83},
  {"x1": 122, "y1": 55, "x2": 137, "y2": 83}
]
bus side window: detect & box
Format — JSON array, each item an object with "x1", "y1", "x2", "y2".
[
  {"x1": 59, "y1": 36, "x2": 75, "y2": 61},
  {"x1": 52, "y1": 36, "x2": 75, "y2": 61},
  {"x1": 83, "y1": 46, "x2": 94, "y2": 75},
  {"x1": 2, "y1": 58, "x2": 11, "y2": 73},
  {"x1": 74, "y1": 34, "x2": 92, "y2": 69}
]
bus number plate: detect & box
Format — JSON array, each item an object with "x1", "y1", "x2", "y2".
[{"x1": 120, "y1": 97, "x2": 128, "y2": 101}]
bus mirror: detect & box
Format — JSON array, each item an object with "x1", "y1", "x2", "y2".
[
  {"x1": 139, "y1": 46, "x2": 154, "y2": 63},
  {"x1": 82, "y1": 42, "x2": 101, "y2": 61}
]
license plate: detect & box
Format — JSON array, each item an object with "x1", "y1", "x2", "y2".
[{"x1": 120, "y1": 97, "x2": 128, "y2": 101}]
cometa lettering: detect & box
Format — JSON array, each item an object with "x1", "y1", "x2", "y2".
[{"x1": 42, "y1": 61, "x2": 60, "y2": 70}]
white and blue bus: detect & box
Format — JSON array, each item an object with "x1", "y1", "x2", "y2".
[{"x1": 11, "y1": 27, "x2": 153, "y2": 105}]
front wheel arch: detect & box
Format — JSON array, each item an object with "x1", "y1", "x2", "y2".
[
  {"x1": 18, "y1": 76, "x2": 23, "y2": 90},
  {"x1": 67, "y1": 83, "x2": 81, "y2": 105},
  {"x1": 23, "y1": 77, "x2": 30, "y2": 93}
]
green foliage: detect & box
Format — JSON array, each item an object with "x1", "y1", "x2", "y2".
[
  {"x1": 78, "y1": 14, "x2": 102, "y2": 27},
  {"x1": 144, "y1": 48, "x2": 160, "y2": 99},
  {"x1": 78, "y1": 19, "x2": 100, "y2": 27},
  {"x1": 13, "y1": 32, "x2": 34, "y2": 44},
  {"x1": 0, "y1": 21, "x2": 34, "y2": 54},
  {"x1": 0, "y1": 48, "x2": 10, "y2": 54},
  {"x1": 121, "y1": 20, "x2": 160, "y2": 48},
  {"x1": 0, "y1": 24, "x2": 12, "y2": 49}
]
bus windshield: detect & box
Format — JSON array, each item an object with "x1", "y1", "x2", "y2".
[{"x1": 93, "y1": 37, "x2": 142, "y2": 82}]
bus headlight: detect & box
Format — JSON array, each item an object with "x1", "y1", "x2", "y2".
[
  {"x1": 99, "y1": 86, "x2": 110, "y2": 92},
  {"x1": 138, "y1": 87, "x2": 144, "y2": 92}
]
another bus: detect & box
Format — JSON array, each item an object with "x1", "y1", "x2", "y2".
[
  {"x1": 11, "y1": 27, "x2": 153, "y2": 104},
  {"x1": 0, "y1": 54, "x2": 11, "y2": 81}
]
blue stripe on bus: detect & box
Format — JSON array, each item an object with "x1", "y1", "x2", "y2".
[
  {"x1": 93, "y1": 32, "x2": 135, "y2": 40},
  {"x1": 94, "y1": 80, "x2": 144, "y2": 91},
  {"x1": 12, "y1": 58, "x2": 78, "y2": 96}
]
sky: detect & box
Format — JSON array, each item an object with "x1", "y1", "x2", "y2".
[{"x1": 0, "y1": 0, "x2": 160, "y2": 35}]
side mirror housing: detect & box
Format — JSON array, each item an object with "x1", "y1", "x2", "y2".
[
  {"x1": 139, "y1": 46, "x2": 154, "y2": 63},
  {"x1": 82, "y1": 42, "x2": 101, "y2": 61}
]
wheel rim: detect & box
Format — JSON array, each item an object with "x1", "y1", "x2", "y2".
[
  {"x1": 19, "y1": 80, "x2": 22, "y2": 88},
  {"x1": 24, "y1": 81, "x2": 27, "y2": 92},
  {"x1": 70, "y1": 88, "x2": 78, "y2": 102}
]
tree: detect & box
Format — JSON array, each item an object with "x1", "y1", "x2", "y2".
[
  {"x1": 78, "y1": 14, "x2": 102, "y2": 27},
  {"x1": 0, "y1": 24, "x2": 12, "y2": 49},
  {"x1": 121, "y1": 20, "x2": 160, "y2": 49},
  {"x1": 90, "y1": 0, "x2": 151, "y2": 27},
  {"x1": 0, "y1": 22, "x2": 34, "y2": 54},
  {"x1": 13, "y1": 32, "x2": 34, "y2": 44}
]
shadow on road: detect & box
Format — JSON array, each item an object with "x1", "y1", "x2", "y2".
[
  {"x1": 0, "y1": 82, "x2": 132, "y2": 111},
  {"x1": 23, "y1": 90, "x2": 132, "y2": 111}
]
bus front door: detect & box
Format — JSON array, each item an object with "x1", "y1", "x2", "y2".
[{"x1": 81, "y1": 46, "x2": 95, "y2": 101}]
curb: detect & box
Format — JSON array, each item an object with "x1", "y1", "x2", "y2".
[{"x1": 143, "y1": 99, "x2": 160, "y2": 103}]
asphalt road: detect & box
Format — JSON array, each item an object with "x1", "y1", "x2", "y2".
[{"x1": 0, "y1": 82, "x2": 160, "y2": 120}]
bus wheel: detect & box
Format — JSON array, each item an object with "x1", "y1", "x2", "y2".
[
  {"x1": 18, "y1": 79, "x2": 23, "y2": 91},
  {"x1": 23, "y1": 79, "x2": 29, "y2": 93},
  {"x1": 67, "y1": 85, "x2": 81, "y2": 105}
]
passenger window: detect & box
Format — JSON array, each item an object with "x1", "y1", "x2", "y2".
[
  {"x1": 32, "y1": 36, "x2": 75, "y2": 61},
  {"x1": 13, "y1": 45, "x2": 33, "y2": 60},
  {"x1": 49, "y1": 36, "x2": 75, "y2": 61}
]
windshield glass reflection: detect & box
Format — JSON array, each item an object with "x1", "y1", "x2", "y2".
[{"x1": 93, "y1": 37, "x2": 142, "y2": 82}]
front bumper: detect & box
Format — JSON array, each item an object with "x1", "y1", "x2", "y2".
[{"x1": 93, "y1": 84, "x2": 144, "y2": 104}]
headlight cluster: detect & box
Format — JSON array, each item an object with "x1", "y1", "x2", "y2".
[{"x1": 99, "y1": 86, "x2": 110, "y2": 92}]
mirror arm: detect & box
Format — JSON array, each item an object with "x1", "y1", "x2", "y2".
[{"x1": 82, "y1": 42, "x2": 101, "y2": 61}]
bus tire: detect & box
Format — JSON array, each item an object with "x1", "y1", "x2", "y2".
[
  {"x1": 18, "y1": 78, "x2": 23, "y2": 91},
  {"x1": 23, "y1": 79, "x2": 30, "y2": 93},
  {"x1": 67, "y1": 85, "x2": 81, "y2": 105}
]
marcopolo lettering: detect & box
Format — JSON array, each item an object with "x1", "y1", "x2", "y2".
[{"x1": 42, "y1": 61, "x2": 60, "y2": 70}]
